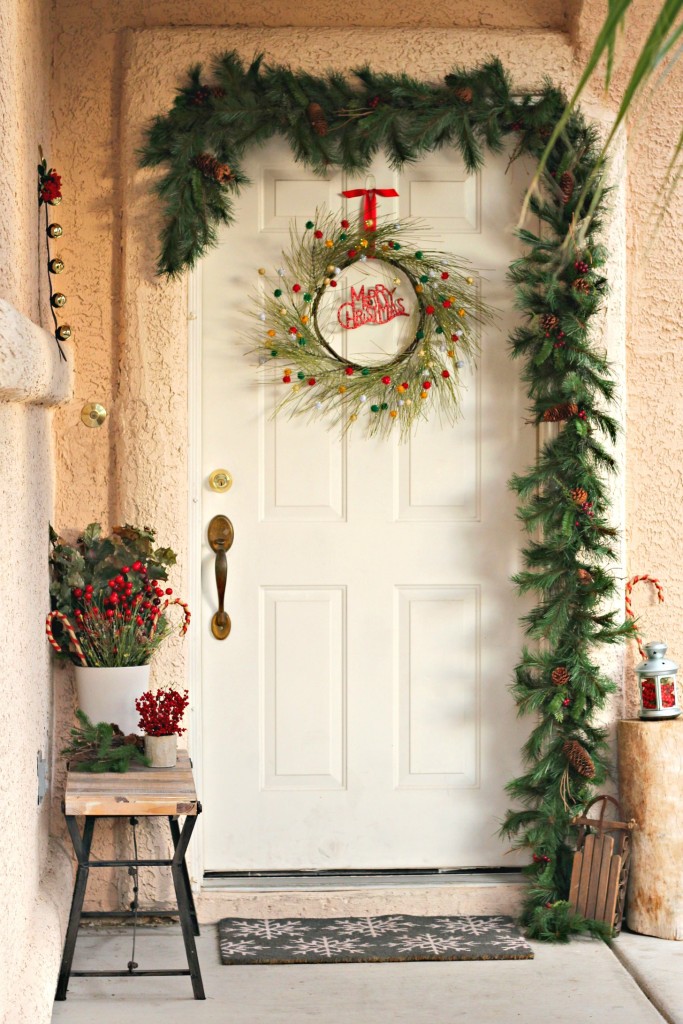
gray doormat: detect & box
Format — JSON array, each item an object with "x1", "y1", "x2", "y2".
[{"x1": 218, "y1": 914, "x2": 534, "y2": 964}]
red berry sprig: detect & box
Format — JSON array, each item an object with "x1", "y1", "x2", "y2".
[{"x1": 136, "y1": 687, "x2": 190, "y2": 737}]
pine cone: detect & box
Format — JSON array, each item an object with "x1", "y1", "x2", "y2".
[
  {"x1": 563, "y1": 739, "x2": 596, "y2": 779},
  {"x1": 190, "y1": 86, "x2": 212, "y2": 106},
  {"x1": 560, "y1": 171, "x2": 575, "y2": 204},
  {"x1": 542, "y1": 402, "x2": 579, "y2": 422},
  {"x1": 573, "y1": 278, "x2": 592, "y2": 294},
  {"x1": 541, "y1": 313, "x2": 559, "y2": 334},
  {"x1": 571, "y1": 487, "x2": 588, "y2": 505},
  {"x1": 193, "y1": 153, "x2": 233, "y2": 184},
  {"x1": 307, "y1": 101, "x2": 328, "y2": 137},
  {"x1": 454, "y1": 86, "x2": 473, "y2": 103},
  {"x1": 552, "y1": 667, "x2": 570, "y2": 687},
  {"x1": 577, "y1": 568, "x2": 594, "y2": 584}
]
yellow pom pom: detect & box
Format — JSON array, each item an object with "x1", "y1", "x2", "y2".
[
  {"x1": 405, "y1": 398, "x2": 413, "y2": 406},
  {"x1": 325, "y1": 240, "x2": 334, "y2": 248},
  {"x1": 300, "y1": 315, "x2": 309, "y2": 324},
  {"x1": 360, "y1": 238, "x2": 369, "y2": 248},
  {"x1": 381, "y1": 243, "x2": 389, "y2": 252},
  {"x1": 326, "y1": 264, "x2": 335, "y2": 273},
  {"x1": 258, "y1": 267, "x2": 266, "y2": 276},
  {"x1": 415, "y1": 284, "x2": 423, "y2": 293},
  {"x1": 338, "y1": 385, "x2": 347, "y2": 394},
  {"x1": 420, "y1": 390, "x2": 428, "y2": 399},
  {"x1": 292, "y1": 384, "x2": 301, "y2": 393},
  {"x1": 279, "y1": 307, "x2": 287, "y2": 315},
  {"x1": 267, "y1": 329, "x2": 276, "y2": 338},
  {"x1": 458, "y1": 308, "x2": 466, "y2": 317},
  {"x1": 389, "y1": 409, "x2": 398, "y2": 419},
  {"x1": 284, "y1": 368, "x2": 292, "y2": 375},
  {"x1": 466, "y1": 276, "x2": 474, "y2": 285},
  {"x1": 323, "y1": 278, "x2": 331, "y2": 286},
  {"x1": 447, "y1": 349, "x2": 455, "y2": 357},
  {"x1": 396, "y1": 384, "x2": 405, "y2": 394},
  {"x1": 349, "y1": 413, "x2": 358, "y2": 422}
]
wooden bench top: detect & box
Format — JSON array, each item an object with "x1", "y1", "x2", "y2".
[{"x1": 64, "y1": 750, "x2": 199, "y2": 817}]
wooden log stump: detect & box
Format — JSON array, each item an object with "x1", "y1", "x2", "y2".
[{"x1": 618, "y1": 719, "x2": 683, "y2": 939}]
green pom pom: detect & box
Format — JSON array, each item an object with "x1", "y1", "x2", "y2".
[
  {"x1": 339, "y1": 233, "x2": 348, "y2": 241},
  {"x1": 305, "y1": 220, "x2": 314, "y2": 229},
  {"x1": 436, "y1": 326, "x2": 444, "y2": 334},
  {"x1": 381, "y1": 402, "x2": 388, "y2": 410},
  {"x1": 298, "y1": 338, "x2": 307, "y2": 346},
  {"x1": 420, "y1": 275, "x2": 429, "y2": 284},
  {"x1": 297, "y1": 371, "x2": 305, "y2": 379},
  {"x1": 416, "y1": 330, "x2": 425, "y2": 340},
  {"x1": 371, "y1": 404, "x2": 379, "y2": 413},
  {"x1": 393, "y1": 243, "x2": 401, "y2": 250},
  {"x1": 303, "y1": 293, "x2": 312, "y2": 302},
  {"x1": 415, "y1": 251, "x2": 424, "y2": 260},
  {"x1": 361, "y1": 367, "x2": 370, "y2": 376},
  {"x1": 270, "y1": 349, "x2": 278, "y2": 357},
  {"x1": 274, "y1": 288, "x2": 282, "y2": 297}
]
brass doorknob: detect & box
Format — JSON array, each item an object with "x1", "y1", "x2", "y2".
[{"x1": 208, "y1": 515, "x2": 234, "y2": 640}]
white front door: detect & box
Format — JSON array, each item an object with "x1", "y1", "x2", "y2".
[{"x1": 198, "y1": 139, "x2": 534, "y2": 871}]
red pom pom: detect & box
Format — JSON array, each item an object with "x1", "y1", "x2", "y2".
[
  {"x1": 381, "y1": 375, "x2": 391, "y2": 385},
  {"x1": 314, "y1": 230, "x2": 323, "y2": 239},
  {"x1": 330, "y1": 280, "x2": 338, "y2": 287},
  {"x1": 422, "y1": 380, "x2": 432, "y2": 390},
  {"x1": 308, "y1": 377, "x2": 316, "y2": 386},
  {"x1": 292, "y1": 283, "x2": 301, "y2": 293},
  {"x1": 345, "y1": 366, "x2": 354, "y2": 376},
  {"x1": 341, "y1": 219, "x2": 350, "y2": 229},
  {"x1": 442, "y1": 300, "x2": 452, "y2": 308},
  {"x1": 401, "y1": 381, "x2": 409, "y2": 389},
  {"x1": 289, "y1": 326, "x2": 298, "y2": 334},
  {"x1": 282, "y1": 375, "x2": 291, "y2": 383},
  {"x1": 451, "y1": 333, "x2": 459, "y2": 342},
  {"x1": 425, "y1": 305, "x2": 435, "y2": 315},
  {"x1": 441, "y1": 271, "x2": 449, "y2": 280},
  {"x1": 441, "y1": 369, "x2": 450, "y2": 378},
  {"x1": 348, "y1": 249, "x2": 357, "y2": 258}
]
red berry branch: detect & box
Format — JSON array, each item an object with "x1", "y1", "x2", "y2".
[{"x1": 136, "y1": 687, "x2": 189, "y2": 737}]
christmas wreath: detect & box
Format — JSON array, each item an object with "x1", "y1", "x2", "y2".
[
  {"x1": 256, "y1": 209, "x2": 494, "y2": 438},
  {"x1": 140, "y1": 54, "x2": 633, "y2": 941}
]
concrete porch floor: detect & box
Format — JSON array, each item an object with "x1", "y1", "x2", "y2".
[{"x1": 51, "y1": 926, "x2": 682, "y2": 1023}]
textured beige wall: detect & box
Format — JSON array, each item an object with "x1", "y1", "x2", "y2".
[
  {"x1": 0, "y1": 0, "x2": 73, "y2": 1021},
  {"x1": 575, "y1": 1, "x2": 683, "y2": 713},
  {"x1": 46, "y1": 0, "x2": 682, "y2": 918}
]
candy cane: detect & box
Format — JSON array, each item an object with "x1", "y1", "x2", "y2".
[
  {"x1": 625, "y1": 574, "x2": 664, "y2": 660},
  {"x1": 45, "y1": 610, "x2": 87, "y2": 666},
  {"x1": 154, "y1": 597, "x2": 192, "y2": 637}
]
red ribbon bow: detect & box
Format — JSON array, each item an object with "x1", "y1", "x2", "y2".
[{"x1": 341, "y1": 188, "x2": 399, "y2": 232}]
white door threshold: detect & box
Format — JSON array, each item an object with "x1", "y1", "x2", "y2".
[{"x1": 197, "y1": 872, "x2": 526, "y2": 924}]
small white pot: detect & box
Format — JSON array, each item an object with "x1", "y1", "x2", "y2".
[
  {"x1": 74, "y1": 664, "x2": 151, "y2": 735},
  {"x1": 144, "y1": 733, "x2": 177, "y2": 768}
]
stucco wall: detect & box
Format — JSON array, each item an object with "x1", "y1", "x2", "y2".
[
  {"x1": 43, "y1": 0, "x2": 682, "y2": 945},
  {"x1": 0, "y1": 0, "x2": 73, "y2": 1021}
]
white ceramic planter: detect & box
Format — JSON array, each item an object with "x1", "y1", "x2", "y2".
[
  {"x1": 144, "y1": 733, "x2": 177, "y2": 768},
  {"x1": 74, "y1": 664, "x2": 151, "y2": 735}
]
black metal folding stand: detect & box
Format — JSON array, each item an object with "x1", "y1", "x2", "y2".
[{"x1": 55, "y1": 807, "x2": 205, "y2": 1000}]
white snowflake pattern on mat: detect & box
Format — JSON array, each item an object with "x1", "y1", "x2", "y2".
[
  {"x1": 324, "y1": 916, "x2": 411, "y2": 938},
  {"x1": 228, "y1": 919, "x2": 309, "y2": 940},
  {"x1": 218, "y1": 938, "x2": 267, "y2": 959},
  {"x1": 282, "y1": 934, "x2": 370, "y2": 958},
  {"x1": 387, "y1": 933, "x2": 478, "y2": 955},
  {"x1": 432, "y1": 916, "x2": 512, "y2": 937}
]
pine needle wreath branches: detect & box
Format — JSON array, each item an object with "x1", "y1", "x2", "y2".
[{"x1": 140, "y1": 54, "x2": 630, "y2": 940}]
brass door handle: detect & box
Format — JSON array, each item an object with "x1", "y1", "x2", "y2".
[{"x1": 208, "y1": 514, "x2": 234, "y2": 640}]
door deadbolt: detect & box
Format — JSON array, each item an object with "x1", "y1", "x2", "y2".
[{"x1": 209, "y1": 469, "x2": 233, "y2": 493}]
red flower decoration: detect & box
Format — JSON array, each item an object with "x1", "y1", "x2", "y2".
[{"x1": 39, "y1": 170, "x2": 62, "y2": 205}]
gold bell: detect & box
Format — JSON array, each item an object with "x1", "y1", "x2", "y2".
[
  {"x1": 47, "y1": 223, "x2": 63, "y2": 238},
  {"x1": 56, "y1": 325, "x2": 72, "y2": 341},
  {"x1": 51, "y1": 292, "x2": 66, "y2": 308},
  {"x1": 49, "y1": 258, "x2": 64, "y2": 274}
]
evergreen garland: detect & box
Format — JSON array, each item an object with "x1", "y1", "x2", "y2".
[{"x1": 140, "y1": 54, "x2": 632, "y2": 939}]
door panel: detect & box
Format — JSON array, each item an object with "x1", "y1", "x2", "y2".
[{"x1": 199, "y1": 137, "x2": 534, "y2": 870}]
